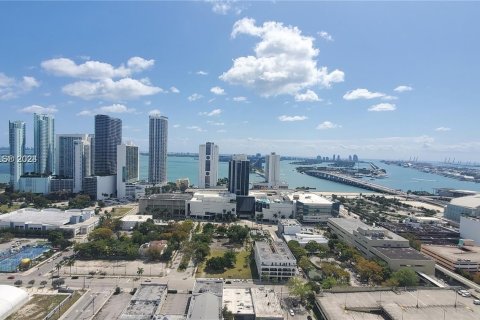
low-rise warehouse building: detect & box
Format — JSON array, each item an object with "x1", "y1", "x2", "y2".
[
  {"x1": 187, "y1": 279, "x2": 223, "y2": 320},
  {"x1": 421, "y1": 240, "x2": 480, "y2": 272},
  {"x1": 316, "y1": 288, "x2": 480, "y2": 320},
  {"x1": 0, "y1": 208, "x2": 98, "y2": 237},
  {"x1": 328, "y1": 218, "x2": 434, "y2": 274},
  {"x1": 252, "y1": 191, "x2": 294, "y2": 222},
  {"x1": 119, "y1": 284, "x2": 168, "y2": 320},
  {"x1": 444, "y1": 194, "x2": 480, "y2": 222},
  {"x1": 254, "y1": 241, "x2": 297, "y2": 281},
  {"x1": 250, "y1": 287, "x2": 283, "y2": 320},
  {"x1": 120, "y1": 214, "x2": 152, "y2": 230},
  {"x1": 0, "y1": 285, "x2": 29, "y2": 319},
  {"x1": 223, "y1": 288, "x2": 255, "y2": 320}
]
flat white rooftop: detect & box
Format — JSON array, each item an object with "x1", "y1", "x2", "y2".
[
  {"x1": 223, "y1": 288, "x2": 254, "y2": 316},
  {"x1": 120, "y1": 215, "x2": 152, "y2": 222},
  {"x1": 251, "y1": 287, "x2": 283, "y2": 319},
  {"x1": 0, "y1": 208, "x2": 93, "y2": 227},
  {"x1": 278, "y1": 219, "x2": 301, "y2": 227},
  {"x1": 289, "y1": 192, "x2": 332, "y2": 205},
  {"x1": 450, "y1": 194, "x2": 480, "y2": 209},
  {"x1": 255, "y1": 241, "x2": 296, "y2": 262}
]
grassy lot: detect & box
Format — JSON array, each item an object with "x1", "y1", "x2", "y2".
[
  {"x1": 196, "y1": 249, "x2": 253, "y2": 279},
  {"x1": 0, "y1": 204, "x2": 21, "y2": 213},
  {"x1": 49, "y1": 291, "x2": 84, "y2": 320},
  {"x1": 110, "y1": 207, "x2": 132, "y2": 217},
  {"x1": 7, "y1": 294, "x2": 69, "y2": 320}
]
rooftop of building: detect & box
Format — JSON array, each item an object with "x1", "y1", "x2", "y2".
[
  {"x1": 375, "y1": 247, "x2": 432, "y2": 261},
  {"x1": 421, "y1": 244, "x2": 480, "y2": 262},
  {"x1": 255, "y1": 240, "x2": 296, "y2": 262},
  {"x1": 0, "y1": 208, "x2": 94, "y2": 226},
  {"x1": 283, "y1": 233, "x2": 328, "y2": 245},
  {"x1": 449, "y1": 194, "x2": 480, "y2": 209},
  {"x1": 329, "y1": 218, "x2": 407, "y2": 241},
  {"x1": 316, "y1": 289, "x2": 480, "y2": 320},
  {"x1": 120, "y1": 215, "x2": 152, "y2": 222},
  {"x1": 250, "y1": 287, "x2": 283, "y2": 319},
  {"x1": 187, "y1": 279, "x2": 223, "y2": 320},
  {"x1": 223, "y1": 288, "x2": 254, "y2": 316},
  {"x1": 143, "y1": 193, "x2": 193, "y2": 200},
  {"x1": 190, "y1": 191, "x2": 236, "y2": 201},
  {"x1": 120, "y1": 284, "x2": 168, "y2": 320},
  {"x1": 288, "y1": 192, "x2": 332, "y2": 205},
  {"x1": 278, "y1": 219, "x2": 301, "y2": 227}
]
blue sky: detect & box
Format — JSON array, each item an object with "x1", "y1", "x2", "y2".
[{"x1": 1, "y1": 1, "x2": 479, "y2": 161}]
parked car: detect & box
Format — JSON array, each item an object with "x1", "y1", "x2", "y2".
[
  {"x1": 289, "y1": 309, "x2": 295, "y2": 316},
  {"x1": 7, "y1": 275, "x2": 15, "y2": 279},
  {"x1": 473, "y1": 299, "x2": 480, "y2": 305}
]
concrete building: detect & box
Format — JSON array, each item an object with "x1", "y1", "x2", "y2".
[
  {"x1": 176, "y1": 178, "x2": 190, "y2": 190},
  {"x1": 50, "y1": 177, "x2": 74, "y2": 193},
  {"x1": 421, "y1": 240, "x2": 480, "y2": 272},
  {"x1": 444, "y1": 194, "x2": 480, "y2": 222},
  {"x1": 316, "y1": 288, "x2": 480, "y2": 320},
  {"x1": 8, "y1": 121, "x2": 26, "y2": 190},
  {"x1": 265, "y1": 152, "x2": 281, "y2": 188},
  {"x1": 254, "y1": 241, "x2": 297, "y2": 281},
  {"x1": 117, "y1": 142, "x2": 139, "y2": 198},
  {"x1": 328, "y1": 218, "x2": 435, "y2": 274},
  {"x1": 149, "y1": 114, "x2": 168, "y2": 185},
  {"x1": 288, "y1": 192, "x2": 334, "y2": 223},
  {"x1": 94, "y1": 114, "x2": 122, "y2": 176},
  {"x1": 223, "y1": 288, "x2": 255, "y2": 320},
  {"x1": 73, "y1": 137, "x2": 92, "y2": 193},
  {"x1": 228, "y1": 154, "x2": 250, "y2": 196},
  {"x1": 187, "y1": 279, "x2": 223, "y2": 320},
  {"x1": 250, "y1": 287, "x2": 284, "y2": 320},
  {"x1": 119, "y1": 284, "x2": 168, "y2": 320},
  {"x1": 460, "y1": 216, "x2": 480, "y2": 245},
  {"x1": 83, "y1": 175, "x2": 116, "y2": 200},
  {"x1": 252, "y1": 191, "x2": 294, "y2": 222},
  {"x1": 56, "y1": 134, "x2": 88, "y2": 178},
  {"x1": 139, "y1": 193, "x2": 192, "y2": 217},
  {"x1": 198, "y1": 142, "x2": 219, "y2": 188},
  {"x1": 0, "y1": 208, "x2": 97, "y2": 236},
  {"x1": 34, "y1": 113, "x2": 55, "y2": 175},
  {"x1": 187, "y1": 190, "x2": 236, "y2": 219},
  {"x1": 18, "y1": 175, "x2": 51, "y2": 194},
  {"x1": 120, "y1": 215, "x2": 152, "y2": 231},
  {"x1": 278, "y1": 219, "x2": 302, "y2": 235}
]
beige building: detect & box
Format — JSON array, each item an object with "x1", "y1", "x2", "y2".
[
  {"x1": 421, "y1": 241, "x2": 480, "y2": 272},
  {"x1": 254, "y1": 241, "x2": 297, "y2": 281},
  {"x1": 328, "y1": 218, "x2": 435, "y2": 274}
]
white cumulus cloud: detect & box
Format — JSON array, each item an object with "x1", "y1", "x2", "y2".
[
  {"x1": 318, "y1": 31, "x2": 333, "y2": 41},
  {"x1": 19, "y1": 104, "x2": 57, "y2": 114},
  {"x1": 99, "y1": 104, "x2": 135, "y2": 113},
  {"x1": 233, "y1": 96, "x2": 247, "y2": 102},
  {"x1": 368, "y1": 103, "x2": 396, "y2": 112},
  {"x1": 76, "y1": 110, "x2": 94, "y2": 117},
  {"x1": 210, "y1": 86, "x2": 226, "y2": 95},
  {"x1": 186, "y1": 126, "x2": 206, "y2": 132},
  {"x1": 343, "y1": 88, "x2": 387, "y2": 100},
  {"x1": 278, "y1": 115, "x2": 308, "y2": 122},
  {"x1": 316, "y1": 121, "x2": 341, "y2": 130},
  {"x1": 196, "y1": 70, "x2": 208, "y2": 76},
  {"x1": 200, "y1": 108, "x2": 222, "y2": 117},
  {"x1": 62, "y1": 78, "x2": 163, "y2": 100},
  {"x1": 170, "y1": 86, "x2": 180, "y2": 93},
  {"x1": 208, "y1": 0, "x2": 242, "y2": 15},
  {"x1": 188, "y1": 93, "x2": 203, "y2": 101},
  {"x1": 394, "y1": 85, "x2": 413, "y2": 92},
  {"x1": 220, "y1": 17, "x2": 344, "y2": 97},
  {"x1": 294, "y1": 89, "x2": 321, "y2": 102},
  {"x1": 0, "y1": 73, "x2": 40, "y2": 100},
  {"x1": 41, "y1": 56, "x2": 154, "y2": 79},
  {"x1": 435, "y1": 127, "x2": 451, "y2": 132}
]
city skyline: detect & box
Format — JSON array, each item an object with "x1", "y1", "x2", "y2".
[{"x1": 1, "y1": 2, "x2": 480, "y2": 160}]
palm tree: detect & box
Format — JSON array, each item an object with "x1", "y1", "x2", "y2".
[
  {"x1": 137, "y1": 267, "x2": 144, "y2": 279},
  {"x1": 55, "y1": 262, "x2": 62, "y2": 277},
  {"x1": 66, "y1": 258, "x2": 75, "y2": 276}
]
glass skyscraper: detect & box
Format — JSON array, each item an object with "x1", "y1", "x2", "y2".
[
  {"x1": 228, "y1": 154, "x2": 250, "y2": 196},
  {"x1": 149, "y1": 114, "x2": 168, "y2": 185},
  {"x1": 94, "y1": 114, "x2": 122, "y2": 176},
  {"x1": 34, "y1": 113, "x2": 55, "y2": 175},
  {"x1": 9, "y1": 121, "x2": 25, "y2": 190}
]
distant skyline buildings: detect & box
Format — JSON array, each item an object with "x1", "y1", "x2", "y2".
[
  {"x1": 198, "y1": 142, "x2": 219, "y2": 188},
  {"x1": 56, "y1": 134, "x2": 88, "y2": 178},
  {"x1": 73, "y1": 136, "x2": 92, "y2": 193},
  {"x1": 149, "y1": 114, "x2": 168, "y2": 185},
  {"x1": 94, "y1": 114, "x2": 122, "y2": 176},
  {"x1": 9, "y1": 121, "x2": 25, "y2": 190},
  {"x1": 33, "y1": 113, "x2": 55, "y2": 175},
  {"x1": 117, "y1": 142, "x2": 139, "y2": 198}
]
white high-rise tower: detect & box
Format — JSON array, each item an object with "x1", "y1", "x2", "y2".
[
  {"x1": 265, "y1": 152, "x2": 281, "y2": 188},
  {"x1": 149, "y1": 114, "x2": 168, "y2": 185},
  {"x1": 198, "y1": 142, "x2": 219, "y2": 188}
]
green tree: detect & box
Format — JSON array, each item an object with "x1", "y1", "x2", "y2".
[
  {"x1": 137, "y1": 267, "x2": 144, "y2": 278},
  {"x1": 298, "y1": 256, "x2": 313, "y2": 272},
  {"x1": 389, "y1": 268, "x2": 419, "y2": 287},
  {"x1": 222, "y1": 306, "x2": 234, "y2": 320},
  {"x1": 287, "y1": 277, "x2": 312, "y2": 304},
  {"x1": 223, "y1": 250, "x2": 237, "y2": 268},
  {"x1": 206, "y1": 256, "x2": 226, "y2": 272},
  {"x1": 88, "y1": 228, "x2": 114, "y2": 241}
]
